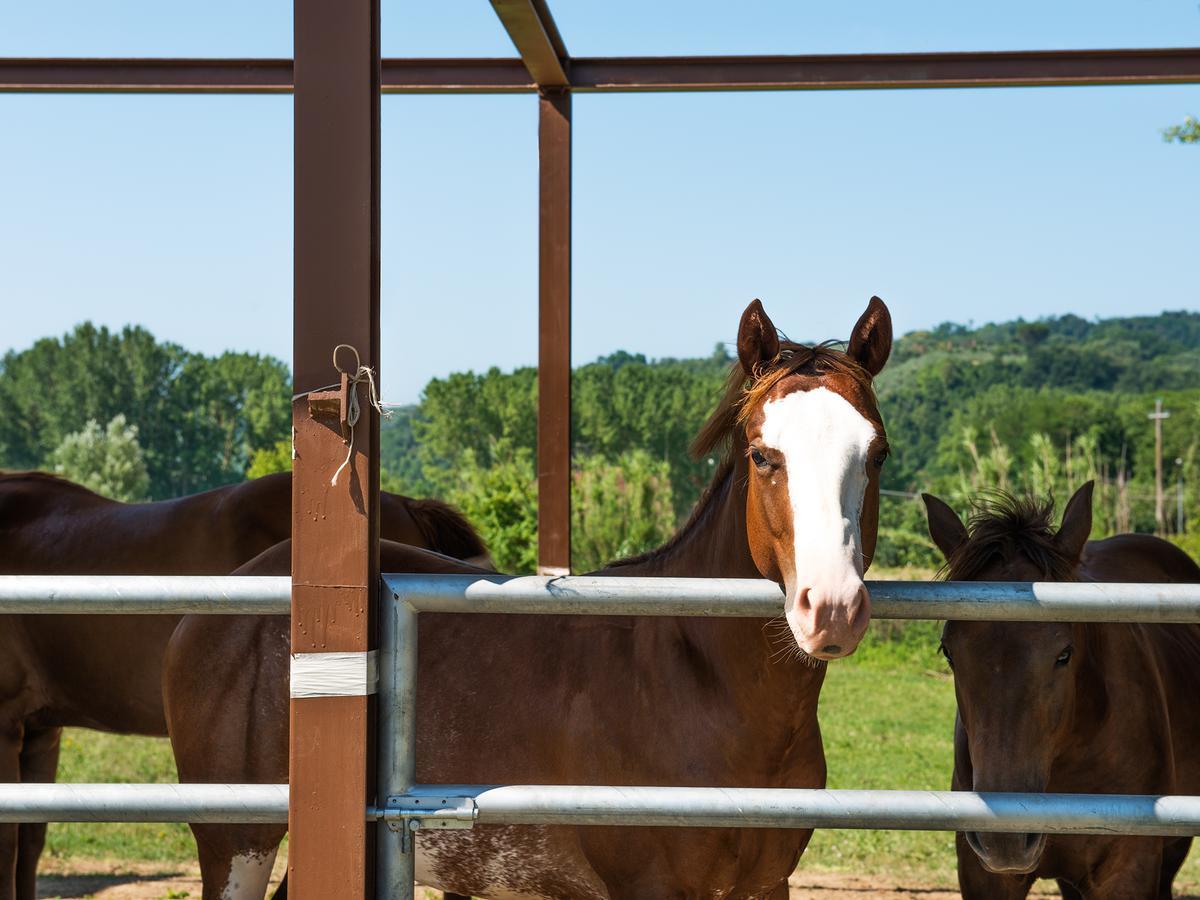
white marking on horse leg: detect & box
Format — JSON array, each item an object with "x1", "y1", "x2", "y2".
[{"x1": 221, "y1": 849, "x2": 278, "y2": 900}]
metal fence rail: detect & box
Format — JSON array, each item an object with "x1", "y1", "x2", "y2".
[
  {"x1": 382, "y1": 785, "x2": 1200, "y2": 837},
  {"x1": 386, "y1": 574, "x2": 1200, "y2": 623},
  {"x1": 5, "y1": 574, "x2": 1199, "y2": 621},
  {"x1": 0, "y1": 575, "x2": 291, "y2": 614},
  {"x1": 0, "y1": 784, "x2": 288, "y2": 823}
]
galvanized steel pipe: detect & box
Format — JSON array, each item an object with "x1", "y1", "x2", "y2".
[
  {"x1": 0, "y1": 575, "x2": 291, "y2": 614},
  {"x1": 0, "y1": 783, "x2": 289, "y2": 823},
  {"x1": 395, "y1": 785, "x2": 1200, "y2": 836},
  {"x1": 385, "y1": 574, "x2": 1200, "y2": 623}
]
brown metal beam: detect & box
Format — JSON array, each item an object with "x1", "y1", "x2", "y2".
[
  {"x1": 4, "y1": 48, "x2": 1198, "y2": 94},
  {"x1": 537, "y1": 90, "x2": 572, "y2": 576},
  {"x1": 489, "y1": 0, "x2": 570, "y2": 87},
  {"x1": 290, "y1": 0, "x2": 380, "y2": 896},
  {"x1": 569, "y1": 47, "x2": 1200, "y2": 91},
  {"x1": 0, "y1": 57, "x2": 533, "y2": 93}
]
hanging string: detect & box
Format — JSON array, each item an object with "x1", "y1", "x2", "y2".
[{"x1": 292, "y1": 344, "x2": 391, "y2": 487}]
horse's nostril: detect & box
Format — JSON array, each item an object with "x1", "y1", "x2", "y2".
[{"x1": 821, "y1": 644, "x2": 842, "y2": 655}]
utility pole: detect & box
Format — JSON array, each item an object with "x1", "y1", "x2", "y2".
[
  {"x1": 1149, "y1": 399, "x2": 1171, "y2": 535},
  {"x1": 1177, "y1": 457, "x2": 1185, "y2": 535}
]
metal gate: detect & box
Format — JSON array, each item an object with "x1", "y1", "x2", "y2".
[{"x1": 3, "y1": 574, "x2": 1199, "y2": 898}]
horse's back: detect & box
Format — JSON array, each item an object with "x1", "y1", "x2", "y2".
[{"x1": 1082, "y1": 534, "x2": 1200, "y2": 584}]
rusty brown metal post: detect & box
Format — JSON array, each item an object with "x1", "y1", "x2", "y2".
[
  {"x1": 290, "y1": 0, "x2": 381, "y2": 897},
  {"x1": 537, "y1": 88, "x2": 572, "y2": 576}
]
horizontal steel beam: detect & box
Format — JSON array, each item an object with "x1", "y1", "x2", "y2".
[
  {"x1": 0, "y1": 58, "x2": 534, "y2": 94},
  {"x1": 2, "y1": 48, "x2": 1197, "y2": 94},
  {"x1": 0, "y1": 575, "x2": 290, "y2": 614},
  {"x1": 385, "y1": 574, "x2": 1200, "y2": 623},
  {"x1": 0, "y1": 783, "x2": 288, "y2": 823},
  {"x1": 384, "y1": 784, "x2": 1200, "y2": 836},
  {"x1": 569, "y1": 48, "x2": 1200, "y2": 92}
]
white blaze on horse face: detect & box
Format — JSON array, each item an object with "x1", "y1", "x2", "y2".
[{"x1": 760, "y1": 387, "x2": 877, "y2": 655}]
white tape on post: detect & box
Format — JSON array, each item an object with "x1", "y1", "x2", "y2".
[{"x1": 290, "y1": 650, "x2": 379, "y2": 698}]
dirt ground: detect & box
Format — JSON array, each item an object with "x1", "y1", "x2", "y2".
[
  {"x1": 27, "y1": 867, "x2": 1056, "y2": 900},
  {"x1": 30, "y1": 868, "x2": 1200, "y2": 900}
]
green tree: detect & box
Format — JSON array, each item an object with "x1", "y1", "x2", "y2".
[
  {"x1": 444, "y1": 443, "x2": 539, "y2": 574},
  {"x1": 0, "y1": 323, "x2": 291, "y2": 498},
  {"x1": 571, "y1": 450, "x2": 676, "y2": 572},
  {"x1": 49, "y1": 414, "x2": 150, "y2": 502},
  {"x1": 1163, "y1": 116, "x2": 1200, "y2": 144},
  {"x1": 247, "y1": 438, "x2": 293, "y2": 479}
]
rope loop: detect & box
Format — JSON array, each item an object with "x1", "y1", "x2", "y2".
[{"x1": 293, "y1": 344, "x2": 391, "y2": 487}]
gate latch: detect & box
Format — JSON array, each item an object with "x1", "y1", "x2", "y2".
[{"x1": 383, "y1": 795, "x2": 477, "y2": 839}]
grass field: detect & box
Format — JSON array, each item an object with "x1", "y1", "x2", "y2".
[{"x1": 44, "y1": 615, "x2": 1200, "y2": 893}]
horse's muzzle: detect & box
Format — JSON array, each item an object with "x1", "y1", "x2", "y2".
[{"x1": 964, "y1": 830, "x2": 1046, "y2": 875}]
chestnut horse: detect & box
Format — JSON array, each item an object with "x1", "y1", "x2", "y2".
[
  {"x1": 164, "y1": 297, "x2": 894, "y2": 899},
  {"x1": 924, "y1": 483, "x2": 1200, "y2": 899},
  {"x1": 0, "y1": 470, "x2": 487, "y2": 900}
]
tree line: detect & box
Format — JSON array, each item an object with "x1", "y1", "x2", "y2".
[{"x1": 2, "y1": 312, "x2": 1197, "y2": 573}]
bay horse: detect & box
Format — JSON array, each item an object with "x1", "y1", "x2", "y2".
[
  {"x1": 923, "y1": 482, "x2": 1200, "y2": 899},
  {"x1": 0, "y1": 470, "x2": 488, "y2": 900},
  {"x1": 164, "y1": 296, "x2": 894, "y2": 899}
]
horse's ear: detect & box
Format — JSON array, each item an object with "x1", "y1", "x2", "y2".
[
  {"x1": 1056, "y1": 480, "x2": 1094, "y2": 562},
  {"x1": 847, "y1": 296, "x2": 893, "y2": 377},
  {"x1": 922, "y1": 493, "x2": 968, "y2": 563},
  {"x1": 737, "y1": 299, "x2": 781, "y2": 376}
]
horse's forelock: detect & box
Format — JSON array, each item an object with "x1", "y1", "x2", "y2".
[
  {"x1": 944, "y1": 491, "x2": 1080, "y2": 583},
  {"x1": 690, "y1": 341, "x2": 875, "y2": 461}
]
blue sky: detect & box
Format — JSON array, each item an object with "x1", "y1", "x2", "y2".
[{"x1": 2, "y1": 1, "x2": 1198, "y2": 402}]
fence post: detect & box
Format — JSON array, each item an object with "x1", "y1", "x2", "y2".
[
  {"x1": 537, "y1": 88, "x2": 572, "y2": 576},
  {"x1": 291, "y1": 0, "x2": 381, "y2": 896},
  {"x1": 377, "y1": 588, "x2": 418, "y2": 897}
]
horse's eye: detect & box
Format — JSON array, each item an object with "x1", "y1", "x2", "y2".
[
  {"x1": 939, "y1": 642, "x2": 954, "y2": 670},
  {"x1": 1056, "y1": 646, "x2": 1074, "y2": 667},
  {"x1": 750, "y1": 447, "x2": 768, "y2": 468},
  {"x1": 872, "y1": 448, "x2": 890, "y2": 468}
]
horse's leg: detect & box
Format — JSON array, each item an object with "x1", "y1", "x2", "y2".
[
  {"x1": 191, "y1": 823, "x2": 285, "y2": 900},
  {"x1": 0, "y1": 728, "x2": 23, "y2": 900},
  {"x1": 15, "y1": 726, "x2": 60, "y2": 900},
  {"x1": 1158, "y1": 837, "x2": 1191, "y2": 900},
  {"x1": 956, "y1": 833, "x2": 1035, "y2": 900},
  {"x1": 1056, "y1": 878, "x2": 1084, "y2": 900}
]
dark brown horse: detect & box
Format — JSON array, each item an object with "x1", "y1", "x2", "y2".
[
  {"x1": 923, "y1": 482, "x2": 1200, "y2": 899},
  {"x1": 0, "y1": 470, "x2": 487, "y2": 900},
  {"x1": 164, "y1": 297, "x2": 894, "y2": 899}
]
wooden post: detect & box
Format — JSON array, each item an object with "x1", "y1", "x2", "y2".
[
  {"x1": 537, "y1": 88, "x2": 572, "y2": 576},
  {"x1": 291, "y1": 0, "x2": 381, "y2": 896}
]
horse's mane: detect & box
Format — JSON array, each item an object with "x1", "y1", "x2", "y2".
[
  {"x1": 0, "y1": 470, "x2": 101, "y2": 497},
  {"x1": 691, "y1": 340, "x2": 873, "y2": 458},
  {"x1": 612, "y1": 340, "x2": 873, "y2": 572},
  {"x1": 402, "y1": 496, "x2": 489, "y2": 561},
  {"x1": 944, "y1": 491, "x2": 1079, "y2": 582}
]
